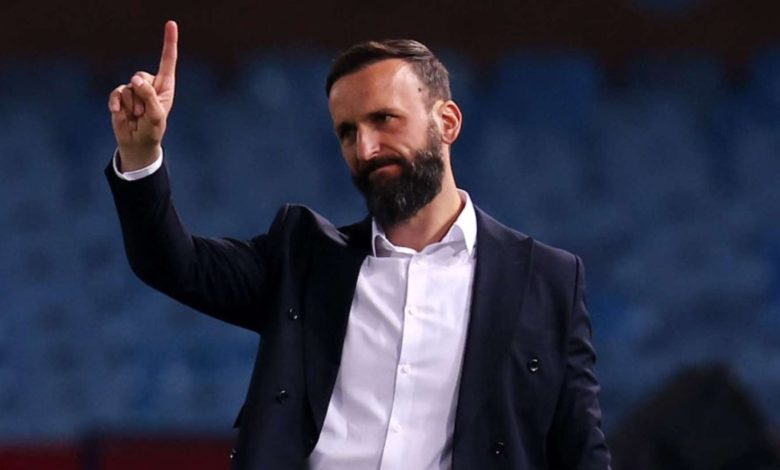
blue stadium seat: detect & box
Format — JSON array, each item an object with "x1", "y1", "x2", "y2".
[
  {"x1": 472, "y1": 122, "x2": 588, "y2": 242},
  {"x1": 625, "y1": 54, "x2": 725, "y2": 105},
  {"x1": 746, "y1": 47, "x2": 780, "y2": 122},
  {"x1": 487, "y1": 52, "x2": 602, "y2": 133},
  {"x1": 729, "y1": 124, "x2": 780, "y2": 233},
  {"x1": 592, "y1": 91, "x2": 713, "y2": 227}
]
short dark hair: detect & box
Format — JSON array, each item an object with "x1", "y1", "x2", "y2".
[{"x1": 325, "y1": 39, "x2": 451, "y2": 105}]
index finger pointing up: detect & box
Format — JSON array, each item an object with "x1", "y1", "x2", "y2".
[{"x1": 157, "y1": 20, "x2": 178, "y2": 82}]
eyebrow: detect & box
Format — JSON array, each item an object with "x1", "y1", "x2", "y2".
[{"x1": 334, "y1": 107, "x2": 399, "y2": 137}]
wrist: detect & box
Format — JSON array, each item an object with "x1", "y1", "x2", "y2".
[{"x1": 117, "y1": 145, "x2": 163, "y2": 172}]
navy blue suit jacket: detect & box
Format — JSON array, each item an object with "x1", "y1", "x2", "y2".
[{"x1": 107, "y1": 161, "x2": 611, "y2": 469}]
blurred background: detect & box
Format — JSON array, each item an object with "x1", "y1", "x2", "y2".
[{"x1": 2, "y1": 0, "x2": 780, "y2": 468}]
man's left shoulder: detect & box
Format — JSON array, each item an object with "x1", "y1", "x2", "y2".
[{"x1": 475, "y1": 207, "x2": 580, "y2": 279}]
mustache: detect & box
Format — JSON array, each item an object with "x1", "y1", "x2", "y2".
[{"x1": 356, "y1": 155, "x2": 410, "y2": 180}]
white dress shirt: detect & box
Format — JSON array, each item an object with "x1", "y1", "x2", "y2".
[
  {"x1": 310, "y1": 193, "x2": 477, "y2": 470},
  {"x1": 115, "y1": 152, "x2": 478, "y2": 469}
]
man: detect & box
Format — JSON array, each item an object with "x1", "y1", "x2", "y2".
[{"x1": 106, "y1": 20, "x2": 611, "y2": 469}]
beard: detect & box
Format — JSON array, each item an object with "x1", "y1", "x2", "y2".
[{"x1": 351, "y1": 125, "x2": 445, "y2": 228}]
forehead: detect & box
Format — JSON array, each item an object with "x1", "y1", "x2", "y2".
[{"x1": 328, "y1": 59, "x2": 427, "y2": 121}]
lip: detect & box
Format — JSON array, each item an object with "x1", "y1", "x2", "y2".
[{"x1": 368, "y1": 163, "x2": 401, "y2": 178}]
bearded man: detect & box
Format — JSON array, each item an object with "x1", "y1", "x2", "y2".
[{"x1": 106, "y1": 20, "x2": 611, "y2": 470}]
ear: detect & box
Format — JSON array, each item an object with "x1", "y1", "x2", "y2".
[{"x1": 436, "y1": 100, "x2": 462, "y2": 145}]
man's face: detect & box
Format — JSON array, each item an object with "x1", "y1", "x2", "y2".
[{"x1": 328, "y1": 59, "x2": 445, "y2": 226}]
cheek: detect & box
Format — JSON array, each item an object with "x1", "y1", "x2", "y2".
[
  {"x1": 380, "y1": 129, "x2": 416, "y2": 156},
  {"x1": 399, "y1": 119, "x2": 433, "y2": 150}
]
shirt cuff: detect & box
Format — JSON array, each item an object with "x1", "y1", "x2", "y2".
[{"x1": 113, "y1": 148, "x2": 164, "y2": 181}]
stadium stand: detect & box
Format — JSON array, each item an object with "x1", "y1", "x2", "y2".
[{"x1": 1, "y1": 49, "x2": 779, "y2": 445}]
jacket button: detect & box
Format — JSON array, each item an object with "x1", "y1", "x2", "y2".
[
  {"x1": 275, "y1": 389, "x2": 288, "y2": 403},
  {"x1": 527, "y1": 357, "x2": 540, "y2": 373},
  {"x1": 287, "y1": 307, "x2": 299, "y2": 321},
  {"x1": 492, "y1": 441, "x2": 505, "y2": 455}
]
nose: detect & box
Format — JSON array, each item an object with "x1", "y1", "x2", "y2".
[{"x1": 356, "y1": 126, "x2": 380, "y2": 162}]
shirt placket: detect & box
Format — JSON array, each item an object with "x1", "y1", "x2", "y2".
[{"x1": 378, "y1": 253, "x2": 427, "y2": 470}]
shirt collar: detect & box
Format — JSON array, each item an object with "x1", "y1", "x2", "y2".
[{"x1": 371, "y1": 189, "x2": 477, "y2": 257}]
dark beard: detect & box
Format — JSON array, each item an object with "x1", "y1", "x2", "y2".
[{"x1": 351, "y1": 129, "x2": 444, "y2": 228}]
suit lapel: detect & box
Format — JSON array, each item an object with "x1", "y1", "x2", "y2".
[
  {"x1": 303, "y1": 217, "x2": 371, "y2": 431},
  {"x1": 453, "y1": 208, "x2": 534, "y2": 443}
]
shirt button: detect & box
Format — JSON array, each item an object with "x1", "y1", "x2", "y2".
[
  {"x1": 405, "y1": 306, "x2": 416, "y2": 317},
  {"x1": 400, "y1": 364, "x2": 411, "y2": 374},
  {"x1": 391, "y1": 422, "x2": 403, "y2": 433}
]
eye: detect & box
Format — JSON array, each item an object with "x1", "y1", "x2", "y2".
[
  {"x1": 337, "y1": 126, "x2": 356, "y2": 144},
  {"x1": 372, "y1": 112, "x2": 394, "y2": 124}
]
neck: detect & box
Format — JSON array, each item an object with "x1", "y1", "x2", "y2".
[{"x1": 382, "y1": 176, "x2": 463, "y2": 252}]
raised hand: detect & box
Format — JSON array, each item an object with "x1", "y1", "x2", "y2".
[{"x1": 108, "y1": 20, "x2": 178, "y2": 171}]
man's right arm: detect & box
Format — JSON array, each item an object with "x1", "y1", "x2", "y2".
[{"x1": 105, "y1": 21, "x2": 281, "y2": 333}]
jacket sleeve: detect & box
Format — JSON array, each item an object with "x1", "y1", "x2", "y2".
[
  {"x1": 105, "y1": 158, "x2": 285, "y2": 333},
  {"x1": 547, "y1": 256, "x2": 612, "y2": 469}
]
